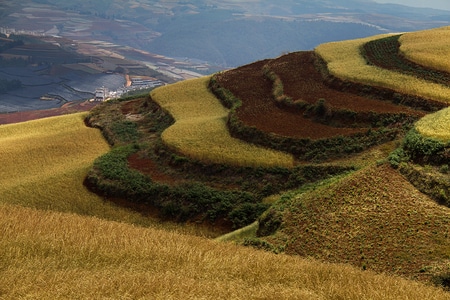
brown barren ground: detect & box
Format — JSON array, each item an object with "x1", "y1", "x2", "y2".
[
  {"x1": 0, "y1": 101, "x2": 97, "y2": 125},
  {"x1": 215, "y1": 51, "x2": 425, "y2": 139}
]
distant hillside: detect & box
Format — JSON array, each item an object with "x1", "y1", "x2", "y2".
[{"x1": 2, "y1": 0, "x2": 450, "y2": 67}]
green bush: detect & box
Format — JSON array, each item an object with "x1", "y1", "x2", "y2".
[
  {"x1": 388, "y1": 148, "x2": 409, "y2": 168},
  {"x1": 243, "y1": 237, "x2": 284, "y2": 253},
  {"x1": 111, "y1": 121, "x2": 140, "y2": 143},
  {"x1": 257, "y1": 207, "x2": 283, "y2": 237},
  {"x1": 229, "y1": 202, "x2": 270, "y2": 229},
  {"x1": 403, "y1": 129, "x2": 445, "y2": 160},
  {"x1": 431, "y1": 272, "x2": 450, "y2": 291}
]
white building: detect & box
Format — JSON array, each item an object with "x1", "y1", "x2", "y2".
[{"x1": 94, "y1": 87, "x2": 108, "y2": 101}]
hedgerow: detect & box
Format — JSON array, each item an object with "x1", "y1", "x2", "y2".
[
  {"x1": 389, "y1": 128, "x2": 450, "y2": 206},
  {"x1": 85, "y1": 94, "x2": 353, "y2": 229},
  {"x1": 86, "y1": 143, "x2": 269, "y2": 227},
  {"x1": 209, "y1": 74, "x2": 405, "y2": 162},
  {"x1": 403, "y1": 129, "x2": 448, "y2": 164}
]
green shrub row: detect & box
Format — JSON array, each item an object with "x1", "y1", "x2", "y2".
[
  {"x1": 389, "y1": 128, "x2": 449, "y2": 207},
  {"x1": 314, "y1": 53, "x2": 447, "y2": 112},
  {"x1": 86, "y1": 144, "x2": 270, "y2": 228},
  {"x1": 262, "y1": 64, "x2": 300, "y2": 107},
  {"x1": 389, "y1": 129, "x2": 450, "y2": 166},
  {"x1": 83, "y1": 96, "x2": 268, "y2": 228},
  {"x1": 210, "y1": 74, "x2": 404, "y2": 162},
  {"x1": 403, "y1": 129, "x2": 448, "y2": 163},
  {"x1": 85, "y1": 95, "x2": 355, "y2": 228},
  {"x1": 153, "y1": 140, "x2": 353, "y2": 197}
]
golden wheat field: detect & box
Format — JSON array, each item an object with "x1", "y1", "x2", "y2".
[
  {"x1": 400, "y1": 26, "x2": 450, "y2": 73},
  {"x1": 315, "y1": 35, "x2": 450, "y2": 104},
  {"x1": 0, "y1": 113, "x2": 184, "y2": 229},
  {"x1": 150, "y1": 76, "x2": 295, "y2": 168},
  {"x1": 415, "y1": 107, "x2": 450, "y2": 142},
  {"x1": 1, "y1": 202, "x2": 449, "y2": 300}
]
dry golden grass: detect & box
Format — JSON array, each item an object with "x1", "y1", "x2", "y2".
[
  {"x1": 315, "y1": 34, "x2": 450, "y2": 104},
  {"x1": 400, "y1": 26, "x2": 450, "y2": 73},
  {"x1": 415, "y1": 107, "x2": 450, "y2": 142},
  {"x1": 0, "y1": 113, "x2": 217, "y2": 234},
  {"x1": 150, "y1": 76, "x2": 294, "y2": 168},
  {"x1": 0, "y1": 113, "x2": 110, "y2": 210},
  {"x1": 1, "y1": 202, "x2": 448, "y2": 300}
]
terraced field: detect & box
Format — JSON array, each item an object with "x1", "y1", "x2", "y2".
[
  {"x1": 197, "y1": 27, "x2": 450, "y2": 284},
  {"x1": 2, "y1": 25, "x2": 450, "y2": 296},
  {"x1": 150, "y1": 76, "x2": 294, "y2": 168},
  {"x1": 214, "y1": 51, "x2": 425, "y2": 140},
  {"x1": 315, "y1": 33, "x2": 450, "y2": 105}
]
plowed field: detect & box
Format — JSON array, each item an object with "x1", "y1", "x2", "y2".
[{"x1": 214, "y1": 51, "x2": 425, "y2": 140}]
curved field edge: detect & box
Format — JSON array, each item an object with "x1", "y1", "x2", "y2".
[
  {"x1": 352, "y1": 30, "x2": 450, "y2": 205},
  {"x1": 361, "y1": 35, "x2": 450, "y2": 86},
  {"x1": 388, "y1": 120, "x2": 450, "y2": 207},
  {"x1": 209, "y1": 59, "x2": 411, "y2": 162},
  {"x1": 150, "y1": 76, "x2": 294, "y2": 168},
  {"x1": 1, "y1": 203, "x2": 449, "y2": 300},
  {"x1": 0, "y1": 112, "x2": 175, "y2": 229},
  {"x1": 400, "y1": 26, "x2": 450, "y2": 74},
  {"x1": 84, "y1": 96, "x2": 352, "y2": 231},
  {"x1": 415, "y1": 107, "x2": 450, "y2": 142},
  {"x1": 315, "y1": 34, "x2": 450, "y2": 105}
]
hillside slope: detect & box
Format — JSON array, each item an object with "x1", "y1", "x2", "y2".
[
  {"x1": 259, "y1": 164, "x2": 450, "y2": 282},
  {"x1": 1, "y1": 202, "x2": 449, "y2": 299}
]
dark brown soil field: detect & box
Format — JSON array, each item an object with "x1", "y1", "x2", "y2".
[
  {"x1": 214, "y1": 51, "x2": 426, "y2": 139},
  {"x1": 0, "y1": 100, "x2": 97, "y2": 125}
]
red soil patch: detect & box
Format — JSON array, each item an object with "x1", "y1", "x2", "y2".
[
  {"x1": 128, "y1": 152, "x2": 184, "y2": 186},
  {"x1": 215, "y1": 51, "x2": 425, "y2": 140},
  {"x1": 0, "y1": 101, "x2": 97, "y2": 125},
  {"x1": 270, "y1": 52, "x2": 423, "y2": 114},
  {"x1": 120, "y1": 98, "x2": 141, "y2": 114},
  {"x1": 120, "y1": 99, "x2": 187, "y2": 186}
]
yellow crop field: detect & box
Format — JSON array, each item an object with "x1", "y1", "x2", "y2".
[
  {"x1": 315, "y1": 34, "x2": 450, "y2": 104},
  {"x1": 151, "y1": 76, "x2": 295, "y2": 168},
  {"x1": 400, "y1": 26, "x2": 450, "y2": 73},
  {"x1": 415, "y1": 107, "x2": 450, "y2": 142},
  {"x1": 1, "y1": 202, "x2": 448, "y2": 299},
  {"x1": 0, "y1": 113, "x2": 169, "y2": 228}
]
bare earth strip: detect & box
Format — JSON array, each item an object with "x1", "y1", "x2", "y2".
[{"x1": 215, "y1": 52, "x2": 423, "y2": 140}]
